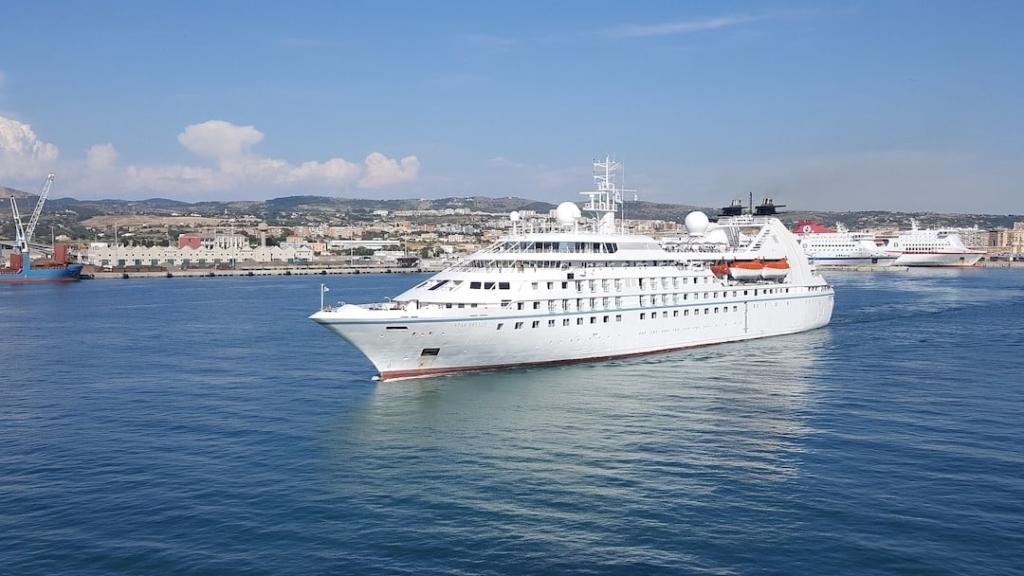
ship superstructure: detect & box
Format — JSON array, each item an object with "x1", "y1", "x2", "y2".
[
  {"x1": 882, "y1": 220, "x2": 984, "y2": 267},
  {"x1": 311, "y1": 159, "x2": 834, "y2": 380}
]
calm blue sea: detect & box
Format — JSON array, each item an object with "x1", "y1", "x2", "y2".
[{"x1": 2, "y1": 270, "x2": 1022, "y2": 575}]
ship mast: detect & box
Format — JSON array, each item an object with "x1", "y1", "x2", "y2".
[{"x1": 580, "y1": 156, "x2": 633, "y2": 234}]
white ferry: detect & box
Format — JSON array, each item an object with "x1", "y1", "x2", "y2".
[
  {"x1": 883, "y1": 220, "x2": 985, "y2": 267},
  {"x1": 793, "y1": 220, "x2": 897, "y2": 266},
  {"x1": 311, "y1": 159, "x2": 834, "y2": 381}
]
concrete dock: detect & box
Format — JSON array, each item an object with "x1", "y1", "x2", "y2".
[{"x1": 89, "y1": 265, "x2": 441, "y2": 280}]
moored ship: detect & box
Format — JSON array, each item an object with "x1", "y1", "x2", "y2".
[
  {"x1": 1, "y1": 245, "x2": 83, "y2": 283},
  {"x1": 2, "y1": 174, "x2": 83, "y2": 283},
  {"x1": 311, "y1": 159, "x2": 834, "y2": 381},
  {"x1": 793, "y1": 220, "x2": 897, "y2": 266},
  {"x1": 882, "y1": 220, "x2": 985, "y2": 267}
]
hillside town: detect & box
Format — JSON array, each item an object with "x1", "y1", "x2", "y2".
[
  {"x1": 3, "y1": 187, "x2": 1023, "y2": 276},
  {"x1": 77, "y1": 206, "x2": 1024, "y2": 274}
]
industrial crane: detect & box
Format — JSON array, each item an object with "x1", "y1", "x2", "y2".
[{"x1": 9, "y1": 173, "x2": 54, "y2": 253}]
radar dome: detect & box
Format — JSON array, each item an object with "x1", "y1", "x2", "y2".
[
  {"x1": 555, "y1": 202, "x2": 582, "y2": 226},
  {"x1": 509, "y1": 211, "x2": 521, "y2": 222},
  {"x1": 704, "y1": 227, "x2": 729, "y2": 245},
  {"x1": 684, "y1": 211, "x2": 710, "y2": 235}
]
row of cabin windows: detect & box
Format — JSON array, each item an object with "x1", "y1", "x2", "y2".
[
  {"x1": 498, "y1": 315, "x2": 624, "y2": 330},
  {"x1": 461, "y1": 275, "x2": 725, "y2": 294},
  {"x1": 494, "y1": 241, "x2": 619, "y2": 254},
  {"x1": 528, "y1": 276, "x2": 713, "y2": 293},
  {"x1": 639, "y1": 305, "x2": 739, "y2": 320},
  {"x1": 495, "y1": 305, "x2": 744, "y2": 331},
  {"x1": 430, "y1": 286, "x2": 796, "y2": 312},
  {"x1": 465, "y1": 260, "x2": 679, "y2": 268},
  {"x1": 508, "y1": 287, "x2": 792, "y2": 312}
]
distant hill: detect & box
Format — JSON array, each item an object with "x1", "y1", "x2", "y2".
[
  {"x1": 2, "y1": 191, "x2": 1022, "y2": 241},
  {"x1": 0, "y1": 186, "x2": 33, "y2": 199}
]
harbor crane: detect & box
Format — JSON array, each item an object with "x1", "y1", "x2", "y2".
[{"x1": 10, "y1": 173, "x2": 55, "y2": 253}]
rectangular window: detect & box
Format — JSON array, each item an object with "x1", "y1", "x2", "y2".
[
  {"x1": 548, "y1": 319, "x2": 556, "y2": 327},
  {"x1": 533, "y1": 302, "x2": 540, "y2": 310},
  {"x1": 705, "y1": 308, "x2": 710, "y2": 314},
  {"x1": 577, "y1": 318, "x2": 584, "y2": 325},
  {"x1": 517, "y1": 302, "x2": 524, "y2": 310},
  {"x1": 563, "y1": 318, "x2": 571, "y2": 326},
  {"x1": 483, "y1": 282, "x2": 495, "y2": 289},
  {"x1": 590, "y1": 317, "x2": 596, "y2": 324},
  {"x1": 496, "y1": 323, "x2": 503, "y2": 330},
  {"x1": 673, "y1": 310, "x2": 679, "y2": 317},
  {"x1": 662, "y1": 311, "x2": 668, "y2": 318},
  {"x1": 733, "y1": 306, "x2": 738, "y2": 312},
  {"x1": 499, "y1": 282, "x2": 510, "y2": 289},
  {"x1": 531, "y1": 282, "x2": 538, "y2": 290},
  {"x1": 685, "y1": 310, "x2": 690, "y2": 316},
  {"x1": 458, "y1": 303, "x2": 465, "y2": 308},
  {"x1": 420, "y1": 348, "x2": 440, "y2": 356},
  {"x1": 603, "y1": 315, "x2": 609, "y2": 323},
  {"x1": 615, "y1": 314, "x2": 622, "y2": 322},
  {"x1": 515, "y1": 322, "x2": 524, "y2": 329},
  {"x1": 640, "y1": 313, "x2": 646, "y2": 320},
  {"x1": 561, "y1": 281, "x2": 568, "y2": 289},
  {"x1": 547, "y1": 282, "x2": 554, "y2": 289},
  {"x1": 532, "y1": 321, "x2": 540, "y2": 328},
  {"x1": 470, "y1": 281, "x2": 481, "y2": 289}
]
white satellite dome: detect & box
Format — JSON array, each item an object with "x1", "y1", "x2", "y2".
[
  {"x1": 684, "y1": 211, "x2": 710, "y2": 235},
  {"x1": 509, "y1": 211, "x2": 521, "y2": 222},
  {"x1": 704, "y1": 226, "x2": 729, "y2": 245},
  {"x1": 555, "y1": 202, "x2": 582, "y2": 226}
]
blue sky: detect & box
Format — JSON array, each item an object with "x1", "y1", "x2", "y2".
[{"x1": 1, "y1": 0, "x2": 1021, "y2": 212}]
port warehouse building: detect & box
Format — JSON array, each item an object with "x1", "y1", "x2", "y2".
[{"x1": 82, "y1": 243, "x2": 315, "y2": 268}]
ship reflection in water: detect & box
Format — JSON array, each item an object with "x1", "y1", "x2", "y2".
[{"x1": 323, "y1": 329, "x2": 830, "y2": 547}]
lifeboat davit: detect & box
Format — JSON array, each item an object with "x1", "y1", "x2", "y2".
[
  {"x1": 728, "y1": 260, "x2": 764, "y2": 281},
  {"x1": 761, "y1": 259, "x2": 790, "y2": 280}
]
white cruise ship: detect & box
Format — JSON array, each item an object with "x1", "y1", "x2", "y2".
[
  {"x1": 883, "y1": 220, "x2": 985, "y2": 267},
  {"x1": 793, "y1": 220, "x2": 897, "y2": 266},
  {"x1": 311, "y1": 159, "x2": 834, "y2": 381}
]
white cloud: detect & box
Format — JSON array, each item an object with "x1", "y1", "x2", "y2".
[
  {"x1": 57, "y1": 120, "x2": 419, "y2": 197},
  {"x1": 85, "y1": 143, "x2": 119, "y2": 174},
  {"x1": 177, "y1": 120, "x2": 263, "y2": 160},
  {"x1": 0, "y1": 115, "x2": 59, "y2": 180},
  {"x1": 609, "y1": 15, "x2": 759, "y2": 39},
  {"x1": 358, "y1": 152, "x2": 420, "y2": 188}
]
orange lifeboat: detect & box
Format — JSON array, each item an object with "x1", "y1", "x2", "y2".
[
  {"x1": 710, "y1": 262, "x2": 730, "y2": 278},
  {"x1": 761, "y1": 259, "x2": 790, "y2": 280},
  {"x1": 728, "y1": 260, "x2": 764, "y2": 281}
]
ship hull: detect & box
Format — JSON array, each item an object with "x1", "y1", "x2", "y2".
[
  {"x1": 890, "y1": 252, "x2": 983, "y2": 267},
  {"x1": 314, "y1": 291, "x2": 834, "y2": 381},
  {"x1": 0, "y1": 263, "x2": 84, "y2": 283},
  {"x1": 809, "y1": 255, "x2": 898, "y2": 266}
]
